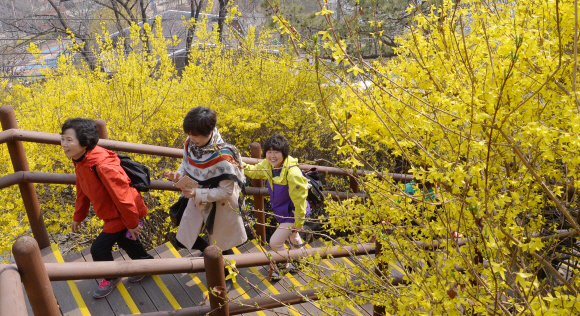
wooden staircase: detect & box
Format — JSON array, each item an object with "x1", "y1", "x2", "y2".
[{"x1": 29, "y1": 240, "x2": 394, "y2": 316}]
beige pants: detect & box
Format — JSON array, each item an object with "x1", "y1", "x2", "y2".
[{"x1": 270, "y1": 222, "x2": 303, "y2": 252}]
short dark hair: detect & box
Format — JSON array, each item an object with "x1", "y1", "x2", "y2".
[
  {"x1": 61, "y1": 118, "x2": 99, "y2": 150},
  {"x1": 183, "y1": 107, "x2": 217, "y2": 136},
  {"x1": 262, "y1": 134, "x2": 290, "y2": 160}
]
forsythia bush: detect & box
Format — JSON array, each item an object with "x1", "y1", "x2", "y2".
[
  {"x1": 3, "y1": 0, "x2": 579, "y2": 314},
  {"x1": 270, "y1": 0, "x2": 580, "y2": 314},
  {"x1": 0, "y1": 15, "x2": 331, "y2": 260}
]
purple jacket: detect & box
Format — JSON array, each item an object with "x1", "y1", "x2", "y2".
[
  {"x1": 266, "y1": 179, "x2": 311, "y2": 224},
  {"x1": 244, "y1": 156, "x2": 310, "y2": 227}
]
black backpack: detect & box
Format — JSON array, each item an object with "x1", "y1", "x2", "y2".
[
  {"x1": 169, "y1": 196, "x2": 188, "y2": 226},
  {"x1": 301, "y1": 167, "x2": 325, "y2": 205},
  {"x1": 93, "y1": 153, "x2": 151, "y2": 192}
]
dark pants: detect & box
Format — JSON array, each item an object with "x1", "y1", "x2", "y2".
[
  {"x1": 91, "y1": 229, "x2": 154, "y2": 262},
  {"x1": 191, "y1": 238, "x2": 234, "y2": 276},
  {"x1": 191, "y1": 237, "x2": 210, "y2": 252}
]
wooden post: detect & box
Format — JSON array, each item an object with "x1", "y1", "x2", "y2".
[
  {"x1": 250, "y1": 142, "x2": 266, "y2": 245},
  {"x1": 12, "y1": 237, "x2": 60, "y2": 316},
  {"x1": 204, "y1": 246, "x2": 229, "y2": 316},
  {"x1": 373, "y1": 238, "x2": 385, "y2": 316},
  {"x1": 95, "y1": 119, "x2": 109, "y2": 139},
  {"x1": 349, "y1": 170, "x2": 360, "y2": 193},
  {"x1": 0, "y1": 105, "x2": 49, "y2": 249},
  {"x1": 0, "y1": 265, "x2": 27, "y2": 316}
]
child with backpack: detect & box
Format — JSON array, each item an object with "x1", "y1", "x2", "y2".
[
  {"x1": 61, "y1": 118, "x2": 153, "y2": 299},
  {"x1": 243, "y1": 134, "x2": 311, "y2": 279}
]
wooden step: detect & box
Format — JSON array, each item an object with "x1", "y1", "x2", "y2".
[
  {"x1": 238, "y1": 241, "x2": 324, "y2": 315},
  {"x1": 40, "y1": 245, "x2": 87, "y2": 316},
  {"x1": 38, "y1": 241, "x2": 277, "y2": 316},
  {"x1": 31, "y1": 239, "x2": 387, "y2": 316}
]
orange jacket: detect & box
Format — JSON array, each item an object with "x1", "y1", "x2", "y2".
[{"x1": 72, "y1": 146, "x2": 148, "y2": 233}]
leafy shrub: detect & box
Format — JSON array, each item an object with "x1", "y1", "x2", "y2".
[
  {"x1": 0, "y1": 17, "x2": 333, "y2": 260},
  {"x1": 270, "y1": 0, "x2": 580, "y2": 314}
]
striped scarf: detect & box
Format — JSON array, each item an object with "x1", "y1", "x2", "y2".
[{"x1": 182, "y1": 128, "x2": 244, "y2": 187}]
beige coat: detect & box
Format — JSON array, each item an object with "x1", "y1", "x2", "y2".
[{"x1": 176, "y1": 179, "x2": 247, "y2": 250}]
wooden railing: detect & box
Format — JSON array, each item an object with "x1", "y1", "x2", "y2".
[
  {"x1": 0, "y1": 104, "x2": 413, "y2": 249},
  {"x1": 0, "y1": 264, "x2": 26, "y2": 315},
  {"x1": 0, "y1": 104, "x2": 413, "y2": 316},
  {"x1": 6, "y1": 236, "x2": 382, "y2": 316}
]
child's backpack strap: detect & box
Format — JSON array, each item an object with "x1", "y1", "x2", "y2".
[{"x1": 290, "y1": 166, "x2": 325, "y2": 206}]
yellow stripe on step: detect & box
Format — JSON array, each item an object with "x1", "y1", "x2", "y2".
[
  {"x1": 341, "y1": 256, "x2": 355, "y2": 267},
  {"x1": 166, "y1": 243, "x2": 267, "y2": 315},
  {"x1": 117, "y1": 283, "x2": 141, "y2": 314},
  {"x1": 318, "y1": 240, "x2": 395, "y2": 316},
  {"x1": 389, "y1": 261, "x2": 407, "y2": 275},
  {"x1": 232, "y1": 246, "x2": 301, "y2": 316},
  {"x1": 305, "y1": 244, "x2": 364, "y2": 316},
  {"x1": 275, "y1": 242, "x2": 308, "y2": 290},
  {"x1": 152, "y1": 275, "x2": 181, "y2": 310},
  {"x1": 230, "y1": 282, "x2": 268, "y2": 316},
  {"x1": 165, "y1": 242, "x2": 208, "y2": 296},
  {"x1": 51, "y1": 244, "x2": 91, "y2": 316},
  {"x1": 262, "y1": 241, "x2": 324, "y2": 311},
  {"x1": 226, "y1": 262, "x2": 268, "y2": 316}
]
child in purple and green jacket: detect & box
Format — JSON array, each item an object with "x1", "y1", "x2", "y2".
[{"x1": 243, "y1": 135, "x2": 311, "y2": 279}]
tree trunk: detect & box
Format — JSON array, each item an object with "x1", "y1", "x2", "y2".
[
  {"x1": 138, "y1": 0, "x2": 151, "y2": 55},
  {"x1": 46, "y1": 0, "x2": 95, "y2": 69},
  {"x1": 217, "y1": 0, "x2": 227, "y2": 42},
  {"x1": 185, "y1": 0, "x2": 204, "y2": 68},
  {"x1": 110, "y1": 0, "x2": 130, "y2": 56}
]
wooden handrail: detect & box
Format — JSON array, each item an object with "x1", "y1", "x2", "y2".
[
  {"x1": 18, "y1": 229, "x2": 574, "y2": 282},
  {"x1": 0, "y1": 106, "x2": 404, "y2": 316},
  {"x1": 0, "y1": 265, "x2": 28, "y2": 316},
  {"x1": 0, "y1": 171, "x2": 367, "y2": 200},
  {"x1": 12, "y1": 237, "x2": 60, "y2": 316},
  {"x1": 0, "y1": 128, "x2": 414, "y2": 180},
  {"x1": 4, "y1": 242, "x2": 375, "y2": 281},
  {"x1": 140, "y1": 288, "x2": 323, "y2": 316},
  {"x1": 0, "y1": 106, "x2": 49, "y2": 248},
  {"x1": 0, "y1": 108, "x2": 372, "y2": 255}
]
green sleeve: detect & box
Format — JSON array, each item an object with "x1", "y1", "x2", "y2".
[
  {"x1": 287, "y1": 167, "x2": 309, "y2": 228},
  {"x1": 243, "y1": 159, "x2": 270, "y2": 180}
]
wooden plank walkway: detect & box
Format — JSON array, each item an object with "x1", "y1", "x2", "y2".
[{"x1": 26, "y1": 240, "x2": 390, "y2": 316}]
